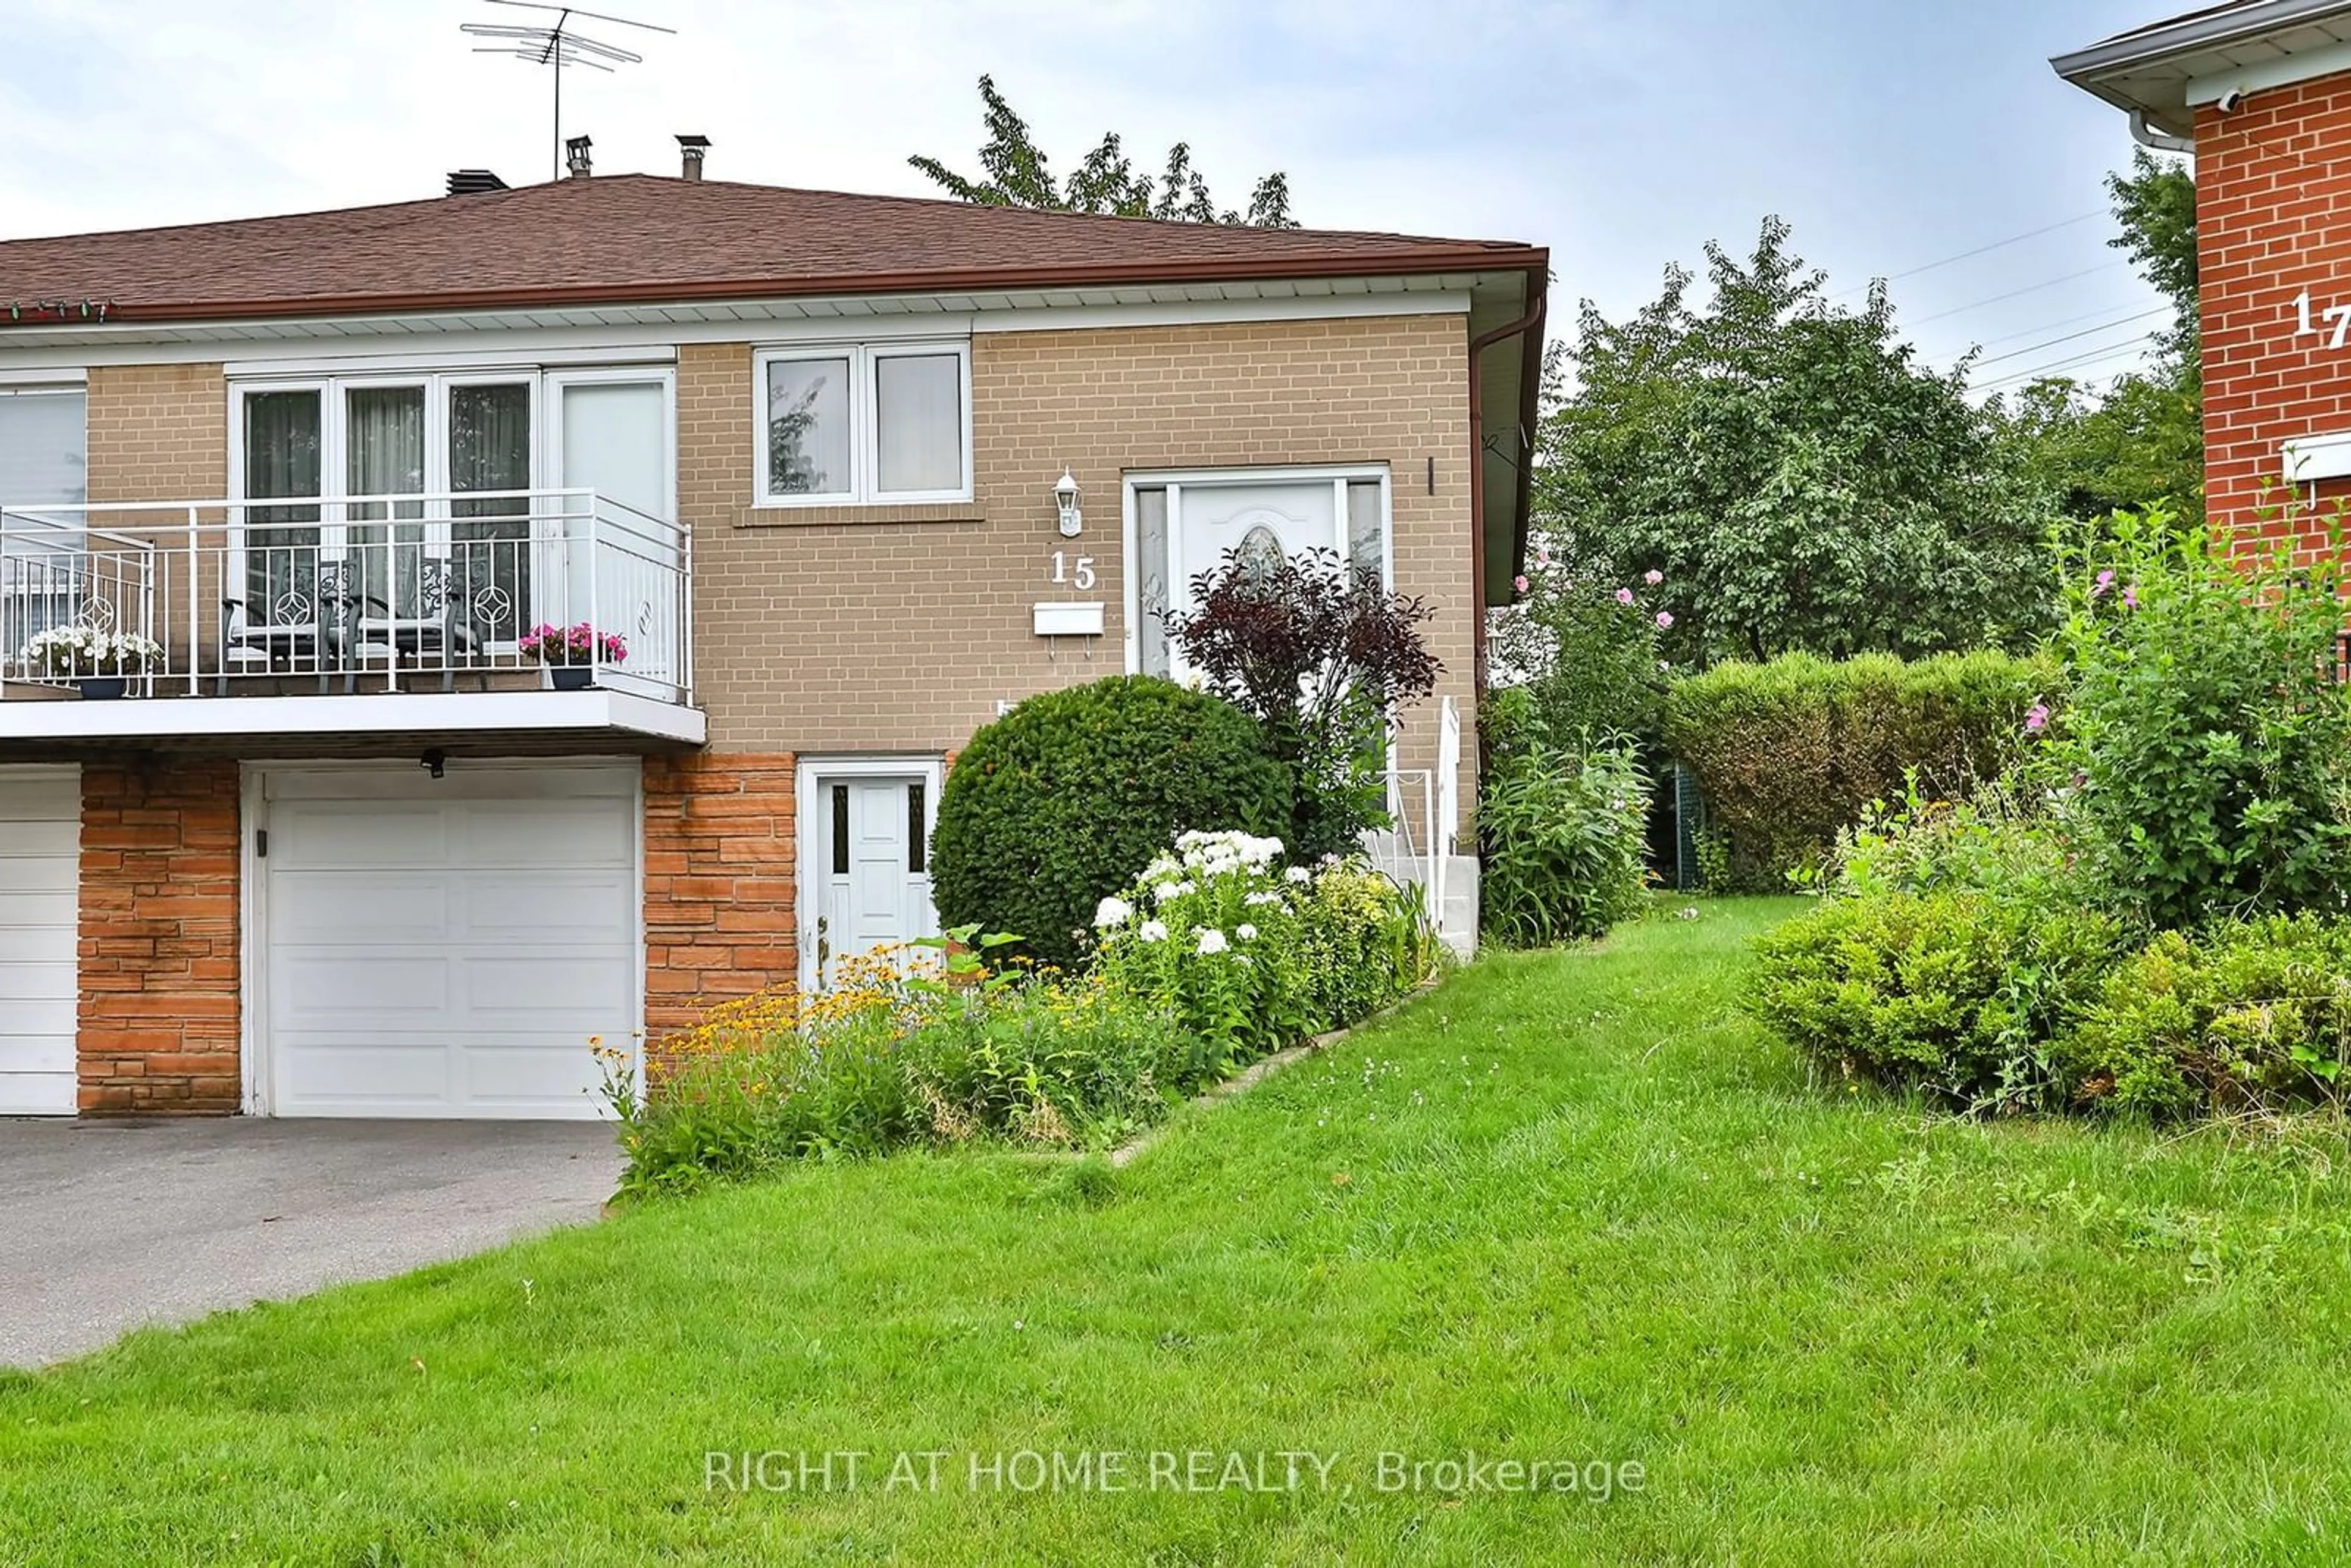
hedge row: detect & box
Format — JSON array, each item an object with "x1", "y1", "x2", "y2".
[{"x1": 1663, "y1": 650, "x2": 2057, "y2": 890}]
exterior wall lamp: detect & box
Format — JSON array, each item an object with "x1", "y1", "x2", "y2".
[{"x1": 1054, "y1": 468, "x2": 1083, "y2": 538}]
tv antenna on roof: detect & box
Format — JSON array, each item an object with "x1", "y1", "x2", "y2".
[{"x1": 462, "y1": 1, "x2": 675, "y2": 181}]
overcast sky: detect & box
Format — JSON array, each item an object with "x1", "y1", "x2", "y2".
[{"x1": 1, "y1": 0, "x2": 2175, "y2": 388}]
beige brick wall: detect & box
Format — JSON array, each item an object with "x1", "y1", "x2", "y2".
[
  {"x1": 84, "y1": 364, "x2": 230, "y2": 666},
  {"x1": 86, "y1": 363, "x2": 228, "y2": 506},
  {"x1": 682, "y1": 313, "x2": 1479, "y2": 782}
]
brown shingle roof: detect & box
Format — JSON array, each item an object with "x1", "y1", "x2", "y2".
[{"x1": 0, "y1": 175, "x2": 1543, "y2": 326}]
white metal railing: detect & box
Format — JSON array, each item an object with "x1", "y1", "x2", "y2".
[
  {"x1": 1370, "y1": 696, "x2": 1464, "y2": 938},
  {"x1": 0, "y1": 488, "x2": 692, "y2": 705}
]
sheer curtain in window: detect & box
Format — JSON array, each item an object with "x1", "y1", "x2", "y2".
[
  {"x1": 242, "y1": 390, "x2": 323, "y2": 621},
  {"x1": 345, "y1": 386, "x2": 426, "y2": 617},
  {"x1": 874, "y1": 353, "x2": 962, "y2": 494},
  {"x1": 451, "y1": 383, "x2": 531, "y2": 642}
]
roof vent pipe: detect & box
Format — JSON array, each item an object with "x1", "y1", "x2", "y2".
[
  {"x1": 2130, "y1": 109, "x2": 2194, "y2": 154},
  {"x1": 564, "y1": 135, "x2": 593, "y2": 179},
  {"x1": 677, "y1": 133, "x2": 711, "y2": 181}
]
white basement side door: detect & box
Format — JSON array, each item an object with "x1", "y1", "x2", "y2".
[
  {"x1": 260, "y1": 763, "x2": 639, "y2": 1119},
  {"x1": 0, "y1": 765, "x2": 80, "y2": 1116},
  {"x1": 806, "y1": 770, "x2": 938, "y2": 991}
]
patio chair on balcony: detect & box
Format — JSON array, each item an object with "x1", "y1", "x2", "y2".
[
  {"x1": 349, "y1": 558, "x2": 481, "y2": 692},
  {"x1": 219, "y1": 559, "x2": 358, "y2": 695}
]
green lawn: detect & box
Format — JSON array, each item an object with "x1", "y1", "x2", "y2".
[{"x1": 10, "y1": 898, "x2": 2351, "y2": 1564}]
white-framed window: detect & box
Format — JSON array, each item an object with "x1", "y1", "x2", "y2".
[
  {"x1": 754, "y1": 342, "x2": 972, "y2": 506},
  {"x1": 1122, "y1": 465, "x2": 1392, "y2": 679}
]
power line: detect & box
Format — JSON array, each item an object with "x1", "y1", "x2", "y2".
[
  {"x1": 1974, "y1": 334, "x2": 2162, "y2": 391},
  {"x1": 1949, "y1": 299, "x2": 2172, "y2": 353},
  {"x1": 1902, "y1": 260, "x2": 2137, "y2": 328},
  {"x1": 1831, "y1": 208, "x2": 2109, "y2": 299},
  {"x1": 1964, "y1": 307, "x2": 2169, "y2": 370}
]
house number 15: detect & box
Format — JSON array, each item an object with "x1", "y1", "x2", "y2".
[
  {"x1": 2295, "y1": 290, "x2": 2351, "y2": 348},
  {"x1": 1050, "y1": 552, "x2": 1097, "y2": 590}
]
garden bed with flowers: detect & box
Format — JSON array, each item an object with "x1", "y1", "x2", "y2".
[{"x1": 606, "y1": 831, "x2": 1439, "y2": 1199}]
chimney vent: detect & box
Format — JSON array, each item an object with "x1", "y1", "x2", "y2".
[
  {"x1": 445, "y1": 168, "x2": 509, "y2": 197},
  {"x1": 564, "y1": 135, "x2": 593, "y2": 179},
  {"x1": 677, "y1": 133, "x2": 711, "y2": 181}
]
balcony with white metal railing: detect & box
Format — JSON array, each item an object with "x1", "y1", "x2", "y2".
[{"x1": 0, "y1": 488, "x2": 702, "y2": 750}]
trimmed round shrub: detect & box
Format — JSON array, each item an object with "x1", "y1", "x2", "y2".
[{"x1": 931, "y1": 676, "x2": 1291, "y2": 970}]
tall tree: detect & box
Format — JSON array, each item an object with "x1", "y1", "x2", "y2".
[
  {"x1": 1524, "y1": 217, "x2": 2056, "y2": 668},
  {"x1": 910, "y1": 76, "x2": 1298, "y2": 228}
]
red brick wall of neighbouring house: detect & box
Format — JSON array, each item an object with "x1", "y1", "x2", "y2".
[
  {"x1": 2197, "y1": 73, "x2": 2351, "y2": 543},
  {"x1": 78, "y1": 760, "x2": 241, "y2": 1114},
  {"x1": 642, "y1": 754, "x2": 797, "y2": 1040}
]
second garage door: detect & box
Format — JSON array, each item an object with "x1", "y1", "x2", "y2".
[{"x1": 260, "y1": 762, "x2": 639, "y2": 1119}]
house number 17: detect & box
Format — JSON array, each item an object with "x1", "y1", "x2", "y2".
[
  {"x1": 1050, "y1": 552, "x2": 1097, "y2": 591},
  {"x1": 2295, "y1": 290, "x2": 2351, "y2": 348}
]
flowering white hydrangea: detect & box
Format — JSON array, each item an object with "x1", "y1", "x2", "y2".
[
  {"x1": 1138, "y1": 919, "x2": 1169, "y2": 943},
  {"x1": 1151, "y1": 879, "x2": 1196, "y2": 904},
  {"x1": 1235, "y1": 923, "x2": 1258, "y2": 942},
  {"x1": 1093, "y1": 895, "x2": 1133, "y2": 929},
  {"x1": 1195, "y1": 927, "x2": 1229, "y2": 955},
  {"x1": 1284, "y1": 866, "x2": 1313, "y2": 885},
  {"x1": 1173, "y1": 829, "x2": 1284, "y2": 879},
  {"x1": 1244, "y1": 890, "x2": 1283, "y2": 907}
]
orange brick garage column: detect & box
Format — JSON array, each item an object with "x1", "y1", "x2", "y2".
[
  {"x1": 78, "y1": 759, "x2": 241, "y2": 1114},
  {"x1": 643, "y1": 754, "x2": 797, "y2": 1037}
]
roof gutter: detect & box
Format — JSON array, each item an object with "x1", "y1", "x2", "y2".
[
  {"x1": 2052, "y1": 0, "x2": 2351, "y2": 81},
  {"x1": 1466, "y1": 269, "x2": 1548, "y2": 707}
]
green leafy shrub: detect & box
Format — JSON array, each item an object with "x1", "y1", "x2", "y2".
[
  {"x1": 1747, "y1": 890, "x2": 2129, "y2": 1111},
  {"x1": 1297, "y1": 860, "x2": 1437, "y2": 1027},
  {"x1": 1827, "y1": 773, "x2": 2086, "y2": 912},
  {"x1": 931, "y1": 676, "x2": 1290, "y2": 970},
  {"x1": 1479, "y1": 733, "x2": 1652, "y2": 947},
  {"x1": 1665, "y1": 648, "x2": 2055, "y2": 890},
  {"x1": 2057, "y1": 916, "x2": 2351, "y2": 1119},
  {"x1": 2041, "y1": 506, "x2": 2351, "y2": 927}
]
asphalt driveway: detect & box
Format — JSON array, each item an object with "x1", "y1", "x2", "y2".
[{"x1": 0, "y1": 1118, "x2": 620, "y2": 1367}]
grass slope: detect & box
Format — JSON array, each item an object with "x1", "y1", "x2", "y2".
[{"x1": 7, "y1": 898, "x2": 2351, "y2": 1564}]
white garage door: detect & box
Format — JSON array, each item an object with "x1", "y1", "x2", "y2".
[
  {"x1": 0, "y1": 765, "x2": 78, "y2": 1116},
  {"x1": 261, "y1": 763, "x2": 639, "y2": 1119}
]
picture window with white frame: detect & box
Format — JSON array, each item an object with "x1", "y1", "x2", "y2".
[{"x1": 757, "y1": 342, "x2": 971, "y2": 506}]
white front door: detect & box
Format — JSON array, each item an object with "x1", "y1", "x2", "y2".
[
  {"x1": 258, "y1": 762, "x2": 640, "y2": 1119},
  {"x1": 802, "y1": 764, "x2": 939, "y2": 991},
  {"x1": 0, "y1": 764, "x2": 78, "y2": 1116}
]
